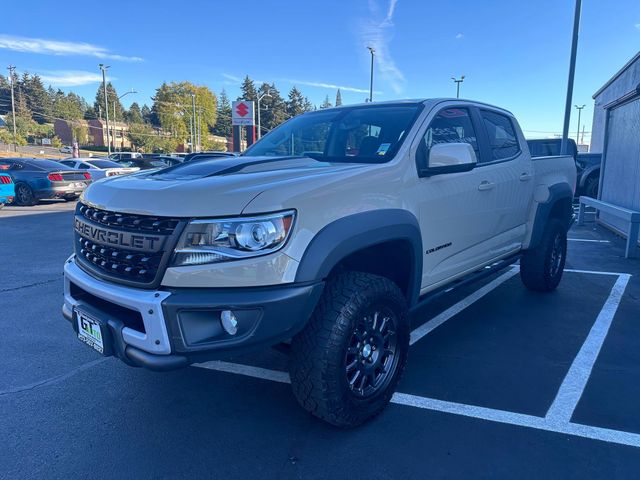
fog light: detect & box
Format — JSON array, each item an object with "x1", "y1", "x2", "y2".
[{"x1": 220, "y1": 310, "x2": 238, "y2": 335}]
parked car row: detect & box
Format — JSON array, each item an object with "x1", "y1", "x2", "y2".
[
  {"x1": 0, "y1": 158, "x2": 92, "y2": 206},
  {"x1": 0, "y1": 151, "x2": 236, "y2": 208}
]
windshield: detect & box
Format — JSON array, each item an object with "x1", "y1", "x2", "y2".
[
  {"x1": 88, "y1": 159, "x2": 121, "y2": 168},
  {"x1": 244, "y1": 104, "x2": 423, "y2": 163}
]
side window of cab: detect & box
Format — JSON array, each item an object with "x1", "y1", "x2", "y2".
[{"x1": 422, "y1": 108, "x2": 480, "y2": 165}]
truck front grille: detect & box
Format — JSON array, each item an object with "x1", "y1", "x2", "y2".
[{"x1": 74, "y1": 203, "x2": 186, "y2": 288}]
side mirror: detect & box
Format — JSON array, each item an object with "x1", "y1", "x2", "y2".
[{"x1": 417, "y1": 142, "x2": 477, "y2": 177}]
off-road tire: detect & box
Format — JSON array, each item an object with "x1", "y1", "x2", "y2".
[
  {"x1": 584, "y1": 175, "x2": 599, "y2": 199},
  {"x1": 289, "y1": 271, "x2": 409, "y2": 427},
  {"x1": 15, "y1": 182, "x2": 36, "y2": 206},
  {"x1": 520, "y1": 219, "x2": 567, "y2": 292}
]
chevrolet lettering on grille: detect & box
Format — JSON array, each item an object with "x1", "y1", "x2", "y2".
[{"x1": 74, "y1": 216, "x2": 165, "y2": 252}]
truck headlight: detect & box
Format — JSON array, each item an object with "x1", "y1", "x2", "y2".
[{"x1": 172, "y1": 211, "x2": 295, "y2": 266}]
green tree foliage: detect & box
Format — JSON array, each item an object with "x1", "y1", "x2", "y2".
[
  {"x1": 257, "y1": 83, "x2": 287, "y2": 134},
  {"x1": 141, "y1": 104, "x2": 157, "y2": 126},
  {"x1": 320, "y1": 95, "x2": 332, "y2": 109},
  {"x1": 152, "y1": 81, "x2": 218, "y2": 148},
  {"x1": 239, "y1": 76, "x2": 258, "y2": 102},
  {"x1": 286, "y1": 86, "x2": 306, "y2": 118},
  {"x1": 127, "y1": 102, "x2": 143, "y2": 124},
  {"x1": 20, "y1": 73, "x2": 51, "y2": 123},
  {"x1": 94, "y1": 82, "x2": 124, "y2": 121},
  {"x1": 52, "y1": 90, "x2": 88, "y2": 121},
  {"x1": 212, "y1": 89, "x2": 232, "y2": 138},
  {"x1": 335, "y1": 89, "x2": 342, "y2": 106}
]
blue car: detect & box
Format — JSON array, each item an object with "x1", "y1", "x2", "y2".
[
  {"x1": 0, "y1": 171, "x2": 15, "y2": 208},
  {"x1": 0, "y1": 158, "x2": 91, "y2": 206}
]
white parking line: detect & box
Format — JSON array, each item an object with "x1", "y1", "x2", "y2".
[
  {"x1": 545, "y1": 274, "x2": 631, "y2": 423},
  {"x1": 565, "y1": 268, "x2": 627, "y2": 277},
  {"x1": 568, "y1": 238, "x2": 610, "y2": 243},
  {"x1": 193, "y1": 267, "x2": 636, "y2": 448},
  {"x1": 193, "y1": 360, "x2": 640, "y2": 448},
  {"x1": 409, "y1": 268, "x2": 519, "y2": 345}
]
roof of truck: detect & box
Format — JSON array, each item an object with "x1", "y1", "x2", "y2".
[{"x1": 315, "y1": 98, "x2": 515, "y2": 116}]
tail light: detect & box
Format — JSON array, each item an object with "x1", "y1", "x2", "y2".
[
  {"x1": 83, "y1": 172, "x2": 92, "y2": 180},
  {"x1": 48, "y1": 173, "x2": 64, "y2": 181},
  {"x1": 0, "y1": 176, "x2": 12, "y2": 184}
]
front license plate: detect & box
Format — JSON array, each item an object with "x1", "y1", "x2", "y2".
[{"x1": 76, "y1": 310, "x2": 105, "y2": 354}]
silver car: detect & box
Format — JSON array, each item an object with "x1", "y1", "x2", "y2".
[{"x1": 58, "y1": 158, "x2": 140, "y2": 180}]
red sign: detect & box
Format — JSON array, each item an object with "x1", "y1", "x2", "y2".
[{"x1": 232, "y1": 101, "x2": 255, "y2": 126}]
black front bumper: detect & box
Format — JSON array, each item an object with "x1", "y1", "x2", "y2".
[{"x1": 64, "y1": 281, "x2": 324, "y2": 371}]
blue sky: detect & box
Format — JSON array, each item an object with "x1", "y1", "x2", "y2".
[{"x1": 2, "y1": 0, "x2": 640, "y2": 144}]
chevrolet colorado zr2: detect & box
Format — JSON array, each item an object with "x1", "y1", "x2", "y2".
[{"x1": 62, "y1": 99, "x2": 576, "y2": 427}]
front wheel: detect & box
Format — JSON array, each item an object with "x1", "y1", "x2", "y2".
[
  {"x1": 520, "y1": 219, "x2": 567, "y2": 292},
  {"x1": 289, "y1": 271, "x2": 409, "y2": 427}
]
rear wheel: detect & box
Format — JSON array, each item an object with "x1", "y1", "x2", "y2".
[
  {"x1": 584, "y1": 175, "x2": 599, "y2": 198},
  {"x1": 15, "y1": 183, "x2": 36, "y2": 206},
  {"x1": 289, "y1": 271, "x2": 409, "y2": 427},
  {"x1": 520, "y1": 219, "x2": 567, "y2": 292}
]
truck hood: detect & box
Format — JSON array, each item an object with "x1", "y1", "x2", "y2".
[{"x1": 81, "y1": 156, "x2": 369, "y2": 217}]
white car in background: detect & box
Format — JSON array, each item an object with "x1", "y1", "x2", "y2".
[{"x1": 57, "y1": 158, "x2": 140, "y2": 180}]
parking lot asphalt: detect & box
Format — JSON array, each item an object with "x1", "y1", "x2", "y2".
[{"x1": 1, "y1": 202, "x2": 640, "y2": 479}]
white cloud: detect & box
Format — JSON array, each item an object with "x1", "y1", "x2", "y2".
[
  {"x1": 38, "y1": 71, "x2": 114, "y2": 87},
  {"x1": 358, "y1": 0, "x2": 405, "y2": 94},
  {"x1": 456, "y1": 33, "x2": 464, "y2": 39},
  {"x1": 281, "y1": 78, "x2": 381, "y2": 94},
  {"x1": 0, "y1": 35, "x2": 143, "y2": 62},
  {"x1": 221, "y1": 73, "x2": 242, "y2": 82},
  {"x1": 635, "y1": 23, "x2": 640, "y2": 30}
]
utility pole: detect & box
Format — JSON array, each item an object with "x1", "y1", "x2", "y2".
[
  {"x1": 367, "y1": 46, "x2": 375, "y2": 102},
  {"x1": 114, "y1": 89, "x2": 136, "y2": 152},
  {"x1": 7, "y1": 65, "x2": 17, "y2": 152},
  {"x1": 574, "y1": 104, "x2": 585, "y2": 145},
  {"x1": 451, "y1": 76, "x2": 465, "y2": 98},
  {"x1": 190, "y1": 93, "x2": 196, "y2": 153},
  {"x1": 99, "y1": 64, "x2": 111, "y2": 154},
  {"x1": 197, "y1": 108, "x2": 201, "y2": 152},
  {"x1": 561, "y1": 0, "x2": 582, "y2": 156}
]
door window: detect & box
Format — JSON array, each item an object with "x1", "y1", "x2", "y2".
[
  {"x1": 423, "y1": 108, "x2": 479, "y2": 165},
  {"x1": 480, "y1": 110, "x2": 520, "y2": 161}
]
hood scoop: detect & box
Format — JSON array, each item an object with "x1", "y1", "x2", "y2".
[{"x1": 147, "y1": 156, "x2": 323, "y2": 181}]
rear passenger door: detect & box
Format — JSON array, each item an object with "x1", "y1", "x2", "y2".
[{"x1": 476, "y1": 109, "x2": 533, "y2": 254}]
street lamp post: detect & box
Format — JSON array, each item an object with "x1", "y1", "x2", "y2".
[
  {"x1": 113, "y1": 89, "x2": 137, "y2": 152},
  {"x1": 561, "y1": 0, "x2": 582, "y2": 156},
  {"x1": 451, "y1": 76, "x2": 465, "y2": 98},
  {"x1": 574, "y1": 104, "x2": 585, "y2": 145},
  {"x1": 99, "y1": 64, "x2": 111, "y2": 154},
  {"x1": 367, "y1": 46, "x2": 375, "y2": 102},
  {"x1": 257, "y1": 90, "x2": 272, "y2": 139},
  {"x1": 7, "y1": 65, "x2": 17, "y2": 152}
]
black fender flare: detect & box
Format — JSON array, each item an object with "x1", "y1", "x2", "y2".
[
  {"x1": 295, "y1": 209, "x2": 423, "y2": 306},
  {"x1": 529, "y1": 183, "x2": 574, "y2": 249}
]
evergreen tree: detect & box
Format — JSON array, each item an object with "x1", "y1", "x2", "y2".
[
  {"x1": 239, "y1": 75, "x2": 258, "y2": 103},
  {"x1": 21, "y1": 73, "x2": 51, "y2": 123},
  {"x1": 302, "y1": 96, "x2": 315, "y2": 113},
  {"x1": 212, "y1": 89, "x2": 232, "y2": 137},
  {"x1": 141, "y1": 104, "x2": 157, "y2": 125},
  {"x1": 335, "y1": 89, "x2": 342, "y2": 106},
  {"x1": 286, "y1": 86, "x2": 305, "y2": 118},
  {"x1": 320, "y1": 95, "x2": 332, "y2": 109},
  {"x1": 94, "y1": 82, "x2": 124, "y2": 122},
  {"x1": 127, "y1": 102, "x2": 143, "y2": 124}
]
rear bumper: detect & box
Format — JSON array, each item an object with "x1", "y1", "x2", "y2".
[
  {"x1": 63, "y1": 256, "x2": 324, "y2": 371},
  {"x1": 40, "y1": 183, "x2": 89, "y2": 199}
]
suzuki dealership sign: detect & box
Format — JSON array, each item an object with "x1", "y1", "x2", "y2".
[{"x1": 232, "y1": 100, "x2": 255, "y2": 126}]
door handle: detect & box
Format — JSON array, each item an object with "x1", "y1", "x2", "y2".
[
  {"x1": 478, "y1": 181, "x2": 495, "y2": 191},
  {"x1": 520, "y1": 173, "x2": 533, "y2": 181}
]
